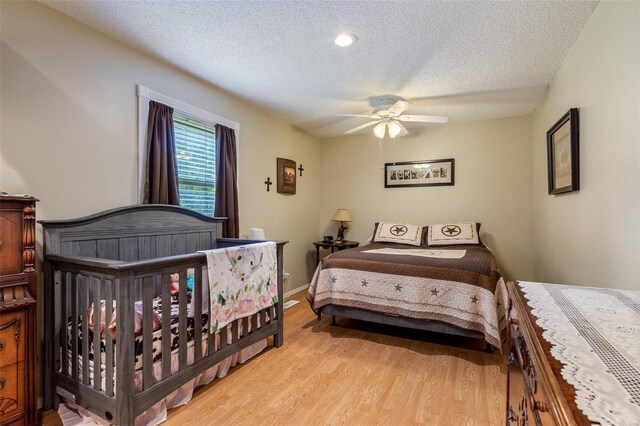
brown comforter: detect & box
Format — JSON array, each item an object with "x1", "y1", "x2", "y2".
[{"x1": 306, "y1": 243, "x2": 507, "y2": 349}]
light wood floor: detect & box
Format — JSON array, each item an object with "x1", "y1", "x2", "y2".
[{"x1": 42, "y1": 290, "x2": 506, "y2": 425}]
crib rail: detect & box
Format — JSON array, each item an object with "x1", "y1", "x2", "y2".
[{"x1": 43, "y1": 241, "x2": 286, "y2": 425}]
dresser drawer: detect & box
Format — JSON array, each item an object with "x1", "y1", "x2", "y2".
[
  {"x1": 507, "y1": 348, "x2": 527, "y2": 424},
  {"x1": 0, "y1": 361, "x2": 25, "y2": 423},
  {"x1": 0, "y1": 311, "x2": 25, "y2": 367},
  {"x1": 508, "y1": 287, "x2": 557, "y2": 425},
  {"x1": 0, "y1": 213, "x2": 23, "y2": 276},
  {"x1": 508, "y1": 338, "x2": 554, "y2": 424}
]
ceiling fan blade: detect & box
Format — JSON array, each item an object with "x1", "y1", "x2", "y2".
[
  {"x1": 398, "y1": 115, "x2": 449, "y2": 123},
  {"x1": 344, "y1": 120, "x2": 380, "y2": 134},
  {"x1": 387, "y1": 101, "x2": 411, "y2": 116},
  {"x1": 335, "y1": 114, "x2": 379, "y2": 119},
  {"x1": 397, "y1": 122, "x2": 410, "y2": 137}
]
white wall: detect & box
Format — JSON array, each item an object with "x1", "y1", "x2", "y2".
[
  {"x1": 531, "y1": 1, "x2": 640, "y2": 290},
  {"x1": 0, "y1": 1, "x2": 322, "y2": 292},
  {"x1": 319, "y1": 116, "x2": 534, "y2": 281}
]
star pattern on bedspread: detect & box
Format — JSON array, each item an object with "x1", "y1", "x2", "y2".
[{"x1": 311, "y1": 260, "x2": 507, "y2": 350}]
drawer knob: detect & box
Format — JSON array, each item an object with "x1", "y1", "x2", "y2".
[
  {"x1": 528, "y1": 391, "x2": 550, "y2": 413},
  {"x1": 0, "y1": 377, "x2": 5, "y2": 391},
  {"x1": 534, "y1": 399, "x2": 549, "y2": 412},
  {"x1": 0, "y1": 339, "x2": 4, "y2": 351}
]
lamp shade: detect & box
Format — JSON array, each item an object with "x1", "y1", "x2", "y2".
[{"x1": 332, "y1": 209, "x2": 352, "y2": 222}]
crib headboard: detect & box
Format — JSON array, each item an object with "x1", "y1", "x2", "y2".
[{"x1": 40, "y1": 204, "x2": 225, "y2": 261}]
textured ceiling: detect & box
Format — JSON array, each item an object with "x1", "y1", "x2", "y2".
[{"x1": 42, "y1": 1, "x2": 598, "y2": 138}]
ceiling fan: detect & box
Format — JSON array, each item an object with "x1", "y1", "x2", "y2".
[{"x1": 338, "y1": 98, "x2": 448, "y2": 138}]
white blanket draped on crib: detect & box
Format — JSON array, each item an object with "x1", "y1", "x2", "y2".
[{"x1": 200, "y1": 241, "x2": 278, "y2": 333}]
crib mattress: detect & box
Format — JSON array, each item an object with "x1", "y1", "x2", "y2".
[{"x1": 69, "y1": 292, "x2": 209, "y2": 371}]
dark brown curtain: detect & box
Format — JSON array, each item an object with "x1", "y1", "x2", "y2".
[
  {"x1": 214, "y1": 124, "x2": 239, "y2": 237},
  {"x1": 143, "y1": 101, "x2": 180, "y2": 205}
]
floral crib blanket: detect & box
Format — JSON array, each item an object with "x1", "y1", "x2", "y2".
[{"x1": 200, "y1": 241, "x2": 278, "y2": 333}]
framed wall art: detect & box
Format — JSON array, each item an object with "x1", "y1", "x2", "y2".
[
  {"x1": 277, "y1": 157, "x2": 296, "y2": 194},
  {"x1": 384, "y1": 159, "x2": 455, "y2": 188},
  {"x1": 547, "y1": 108, "x2": 579, "y2": 195}
]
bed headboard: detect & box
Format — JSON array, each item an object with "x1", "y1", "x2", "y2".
[{"x1": 40, "y1": 205, "x2": 225, "y2": 261}]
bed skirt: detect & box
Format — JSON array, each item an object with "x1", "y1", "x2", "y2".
[{"x1": 57, "y1": 338, "x2": 267, "y2": 426}]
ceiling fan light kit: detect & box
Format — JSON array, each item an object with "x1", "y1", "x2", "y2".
[
  {"x1": 373, "y1": 120, "x2": 404, "y2": 139},
  {"x1": 340, "y1": 98, "x2": 449, "y2": 139},
  {"x1": 387, "y1": 121, "x2": 402, "y2": 138},
  {"x1": 374, "y1": 122, "x2": 387, "y2": 139}
]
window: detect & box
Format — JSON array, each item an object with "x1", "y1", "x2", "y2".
[
  {"x1": 137, "y1": 85, "x2": 238, "y2": 209},
  {"x1": 173, "y1": 112, "x2": 216, "y2": 216}
]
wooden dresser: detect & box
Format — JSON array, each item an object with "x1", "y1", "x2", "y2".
[
  {"x1": 0, "y1": 195, "x2": 38, "y2": 426},
  {"x1": 507, "y1": 281, "x2": 597, "y2": 425}
]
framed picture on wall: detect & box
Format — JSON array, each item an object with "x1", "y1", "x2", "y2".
[
  {"x1": 547, "y1": 108, "x2": 579, "y2": 195},
  {"x1": 384, "y1": 159, "x2": 455, "y2": 188},
  {"x1": 277, "y1": 157, "x2": 296, "y2": 194}
]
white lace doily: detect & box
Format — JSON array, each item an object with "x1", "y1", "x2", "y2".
[{"x1": 519, "y1": 282, "x2": 640, "y2": 426}]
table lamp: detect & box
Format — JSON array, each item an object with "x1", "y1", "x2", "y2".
[{"x1": 332, "y1": 209, "x2": 352, "y2": 241}]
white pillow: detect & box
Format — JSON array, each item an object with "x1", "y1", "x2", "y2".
[
  {"x1": 427, "y1": 222, "x2": 480, "y2": 246},
  {"x1": 373, "y1": 222, "x2": 424, "y2": 246}
]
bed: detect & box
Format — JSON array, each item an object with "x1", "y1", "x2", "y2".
[
  {"x1": 40, "y1": 205, "x2": 286, "y2": 425},
  {"x1": 306, "y1": 236, "x2": 508, "y2": 350}
]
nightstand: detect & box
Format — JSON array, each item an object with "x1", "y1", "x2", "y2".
[{"x1": 313, "y1": 240, "x2": 359, "y2": 266}]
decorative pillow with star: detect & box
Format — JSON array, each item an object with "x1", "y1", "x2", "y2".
[
  {"x1": 372, "y1": 222, "x2": 425, "y2": 246},
  {"x1": 427, "y1": 222, "x2": 481, "y2": 246}
]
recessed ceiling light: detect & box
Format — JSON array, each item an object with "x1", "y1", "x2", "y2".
[{"x1": 334, "y1": 33, "x2": 356, "y2": 47}]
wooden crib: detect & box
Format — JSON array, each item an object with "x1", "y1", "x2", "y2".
[{"x1": 40, "y1": 205, "x2": 286, "y2": 425}]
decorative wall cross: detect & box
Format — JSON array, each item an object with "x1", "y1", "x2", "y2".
[
  {"x1": 298, "y1": 164, "x2": 304, "y2": 176},
  {"x1": 264, "y1": 177, "x2": 272, "y2": 191}
]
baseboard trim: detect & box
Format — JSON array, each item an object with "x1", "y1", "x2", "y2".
[
  {"x1": 284, "y1": 283, "x2": 310, "y2": 299},
  {"x1": 283, "y1": 300, "x2": 300, "y2": 309}
]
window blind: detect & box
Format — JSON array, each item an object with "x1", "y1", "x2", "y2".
[{"x1": 173, "y1": 113, "x2": 216, "y2": 217}]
